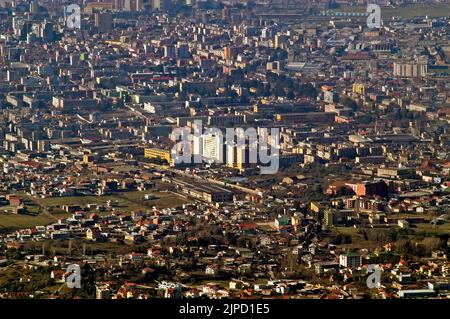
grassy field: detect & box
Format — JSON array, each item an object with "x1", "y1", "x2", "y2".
[
  {"x1": 20, "y1": 239, "x2": 140, "y2": 257},
  {"x1": 333, "y1": 226, "x2": 366, "y2": 240},
  {"x1": 29, "y1": 191, "x2": 189, "y2": 211},
  {"x1": 328, "y1": 221, "x2": 450, "y2": 251},
  {"x1": 0, "y1": 191, "x2": 190, "y2": 231},
  {"x1": 338, "y1": 4, "x2": 450, "y2": 18},
  {"x1": 382, "y1": 4, "x2": 450, "y2": 18},
  {"x1": 330, "y1": 226, "x2": 381, "y2": 250},
  {"x1": 413, "y1": 223, "x2": 450, "y2": 236},
  {"x1": 0, "y1": 214, "x2": 55, "y2": 230}
]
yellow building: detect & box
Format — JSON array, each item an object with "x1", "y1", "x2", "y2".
[
  {"x1": 83, "y1": 154, "x2": 94, "y2": 164},
  {"x1": 352, "y1": 83, "x2": 365, "y2": 95},
  {"x1": 144, "y1": 148, "x2": 171, "y2": 163},
  {"x1": 226, "y1": 144, "x2": 249, "y2": 171},
  {"x1": 324, "y1": 209, "x2": 337, "y2": 228},
  {"x1": 310, "y1": 201, "x2": 322, "y2": 214},
  {"x1": 291, "y1": 214, "x2": 301, "y2": 228}
]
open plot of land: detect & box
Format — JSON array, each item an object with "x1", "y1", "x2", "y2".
[
  {"x1": 32, "y1": 194, "x2": 128, "y2": 208},
  {"x1": 20, "y1": 239, "x2": 140, "y2": 256},
  {"x1": 116, "y1": 191, "x2": 191, "y2": 209},
  {"x1": 329, "y1": 226, "x2": 380, "y2": 250},
  {"x1": 30, "y1": 191, "x2": 189, "y2": 211},
  {"x1": 0, "y1": 262, "x2": 30, "y2": 286},
  {"x1": 337, "y1": 4, "x2": 450, "y2": 18},
  {"x1": 0, "y1": 191, "x2": 190, "y2": 231},
  {"x1": 0, "y1": 213, "x2": 55, "y2": 230},
  {"x1": 328, "y1": 222, "x2": 449, "y2": 251},
  {"x1": 413, "y1": 222, "x2": 450, "y2": 236},
  {"x1": 382, "y1": 4, "x2": 450, "y2": 18}
]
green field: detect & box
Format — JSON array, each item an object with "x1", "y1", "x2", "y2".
[
  {"x1": 338, "y1": 4, "x2": 450, "y2": 18},
  {"x1": 414, "y1": 223, "x2": 450, "y2": 236},
  {"x1": 382, "y1": 4, "x2": 450, "y2": 18},
  {"x1": 0, "y1": 191, "x2": 190, "y2": 231},
  {"x1": 0, "y1": 214, "x2": 55, "y2": 230},
  {"x1": 30, "y1": 191, "x2": 189, "y2": 211}
]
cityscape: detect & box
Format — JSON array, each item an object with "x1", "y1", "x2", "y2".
[{"x1": 0, "y1": 0, "x2": 449, "y2": 301}]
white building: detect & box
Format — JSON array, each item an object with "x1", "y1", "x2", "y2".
[{"x1": 202, "y1": 134, "x2": 223, "y2": 163}]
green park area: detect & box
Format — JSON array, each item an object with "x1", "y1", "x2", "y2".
[
  {"x1": 0, "y1": 213, "x2": 55, "y2": 230},
  {"x1": 382, "y1": 4, "x2": 450, "y2": 18},
  {"x1": 328, "y1": 221, "x2": 449, "y2": 252},
  {"x1": 338, "y1": 4, "x2": 450, "y2": 18},
  {"x1": 0, "y1": 191, "x2": 190, "y2": 231}
]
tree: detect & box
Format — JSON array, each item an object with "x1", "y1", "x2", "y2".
[
  {"x1": 341, "y1": 96, "x2": 358, "y2": 109},
  {"x1": 80, "y1": 263, "x2": 96, "y2": 298}
]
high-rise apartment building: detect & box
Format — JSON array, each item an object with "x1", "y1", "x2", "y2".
[{"x1": 202, "y1": 134, "x2": 223, "y2": 163}]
